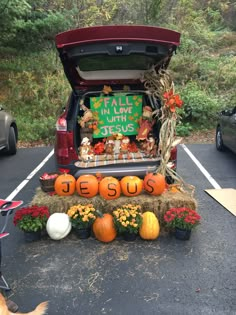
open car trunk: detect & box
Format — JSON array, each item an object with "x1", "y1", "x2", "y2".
[
  {"x1": 71, "y1": 88, "x2": 163, "y2": 177},
  {"x1": 55, "y1": 25, "x2": 180, "y2": 177}
]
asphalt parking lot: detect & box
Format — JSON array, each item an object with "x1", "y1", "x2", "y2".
[{"x1": 0, "y1": 144, "x2": 236, "y2": 315}]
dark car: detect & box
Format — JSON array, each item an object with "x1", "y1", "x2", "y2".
[
  {"x1": 54, "y1": 25, "x2": 181, "y2": 178},
  {"x1": 216, "y1": 106, "x2": 236, "y2": 154},
  {"x1": 0, "y1": 106, "x2": 18, "y2": 155}
]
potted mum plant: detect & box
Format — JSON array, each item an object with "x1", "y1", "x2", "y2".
[
  {"x1": 163, "y1": 207, "x2": 201, "y2": 240},
  {"x1": 13, "y1": 205, "x2": 50, "y2": 242},
  {"x1": 112, "y1": 204, "x2": 143, "y2": 241},
  {"x1": 67, "y1": 204, "x2": 97, "y2": 239}
]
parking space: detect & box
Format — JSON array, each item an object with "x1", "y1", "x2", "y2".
[{"x1": 1, "y1": 144, "x2": 236, "y2": 315}]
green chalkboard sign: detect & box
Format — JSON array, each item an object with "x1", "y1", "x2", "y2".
[{"x1": 90, "y1": 94, "x2": 143, "y2": 138}]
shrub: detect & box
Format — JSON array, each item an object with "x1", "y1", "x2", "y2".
[{"x1": 178, "y1": 82, "x2": 220, "y2": 128}]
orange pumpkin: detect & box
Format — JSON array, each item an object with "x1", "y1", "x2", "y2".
[
  {"x1": 54, "y1": 173, "x2": 76, "y2": 196},
  {"x1": 143, "y1": 173, "x2": 166, "y2": 196},
  {"x1": 120, "y1": 176, "x2": 143, "y2": 197},
  {"x1": 92, "y1": 212, "x2": 117, "y2": 243},
  {"x1": 99, "y1": 177, "x2": 121, "y2": 200},
  {"x1": 76, "y1": 174, "x2": 99, "y2": 198}
]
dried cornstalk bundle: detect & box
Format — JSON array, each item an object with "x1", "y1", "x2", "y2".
[{"x1": 142, "y1": 67, "x2": 195, "y2": 196}]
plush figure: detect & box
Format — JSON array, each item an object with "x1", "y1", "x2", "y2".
[
  {"x1": 112, "y1": 133, "x2": 123, "y2": 155},
  {"x1": 136, "y1": 106, "x2": 155, "y2": 141},
  {"x1": 142, "y1": 106, "x2": 153, "y2": 120},
  {"x1": 119, "y1": 136, "x2": 131, "y2": 159},
  {"x1": 105, "y1": 139, "x2": 115, "y2": 159},
  {"x1": 79, "y1": 137, "x2": 94, "y2": 161},
  {"x1": 79, "y1": 104, "x2": 94, "y2": 128},
  {"x1": 144, "y1": 136, "x2": 157, "y2": 157},
  {"x1": 46, "y1": 213, "x2": 72, "y2": 240}
]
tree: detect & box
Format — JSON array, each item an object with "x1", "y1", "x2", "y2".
[{"x1": 0, "y1": 0, "x2": 31, "y2": 45}]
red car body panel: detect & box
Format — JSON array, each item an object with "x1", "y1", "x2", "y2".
[{"x1": 56, "y1": 25, "x2": 181, "y2": 49}]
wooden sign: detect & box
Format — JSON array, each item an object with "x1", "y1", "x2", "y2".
[{"x1": 90, "y1": 94, "x2": 142, "y2": 138}]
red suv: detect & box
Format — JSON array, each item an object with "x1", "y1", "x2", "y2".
[{"x1": 55, "y1": 25, "x2": 180, "y2": 178}]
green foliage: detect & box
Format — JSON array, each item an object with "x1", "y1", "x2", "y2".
[
  {"x1": 176, "y1": 122, "x2": 193, "y2": 137},
  {"x1": 0, "y1": 0, "x2": 31, "y2": 45},
  {"x1": 178, "y1": 82, "x2": 221, "y2": 128},
  {"x1": 0, "y1": 0, "x2": 236, "y2": 143},
  {"x1": 1, "y1": 51, "x2": 70, "y2": 143}
]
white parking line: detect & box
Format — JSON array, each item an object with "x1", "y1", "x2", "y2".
[
  {"x1": 6, "y1": 149, "x2": 54, "y2": 201},
  {"x1": 181, "y1": 144, "x2": 221, "y2": 189}
]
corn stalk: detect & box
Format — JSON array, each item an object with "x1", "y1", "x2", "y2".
[{"x1": 142, "y1": 67, "x2": 195, "y2": 196}]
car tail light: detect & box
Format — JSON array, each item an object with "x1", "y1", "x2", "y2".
[
  {"x1": 56, "y1": 117, "x2": 67, "y2": 131},
  {"x1": 55, "y1": 130, "x2": 77, "y2": 165},
  {"x1": 170, "y1": 146, "x2": 177, "y2": 162}
]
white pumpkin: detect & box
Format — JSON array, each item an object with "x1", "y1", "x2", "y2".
[{"x1": 46, "y1": 213, "x2": 71, "y2": 240}]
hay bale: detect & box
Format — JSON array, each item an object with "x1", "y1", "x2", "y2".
[{"x1": 31, "y1": 187, "x2": 197, "y2": 226}]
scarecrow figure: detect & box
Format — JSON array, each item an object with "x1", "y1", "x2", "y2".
[
  {"x1": 144, "y1": 136, "x2": 157, "y2": 157},
  {"x1": 119, "y1": 136, "x2": 131, "y2": 160},
  {"x1": 136, "y1": 106, "x2": 155, "y2": 141}
]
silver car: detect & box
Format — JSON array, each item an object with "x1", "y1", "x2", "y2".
[
  {"x1": 216, "y1": 106, "x2": 236, "y2": 154},
  {"x1": 0, "y1": 106, "x2": 18, "y2": 155}
]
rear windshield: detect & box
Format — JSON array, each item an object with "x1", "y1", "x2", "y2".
[{"x1": 78, "y1": 55, "x2": 161, "y2": 71}]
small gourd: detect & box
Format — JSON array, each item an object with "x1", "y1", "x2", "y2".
[{"x1": 139, "y1": 211, "x2": 160, "y2": 240}]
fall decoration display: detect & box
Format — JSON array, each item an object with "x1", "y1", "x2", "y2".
[
  {"x1": 76, "y1": 175, "x2": 99, "y2": 198},
  {"x1": 120, "y1": 176, "x2": 143, "y2": 197},
  {"x1": 112, "y1": 204, "x2": 143, "y2": 235},
  {"x1": 54, "y1": 173, "x2": 76, "y2": 196},
  {"x1": 139, "y1": 211, "x2": 160, "y2": 240},
  {"x1": 92, "y1": 211, "x2": 117, "y2": 243},
  {"x1": 46, "y1": 213, "x2": 72, "y2": 240},
  {"x1": 99, "y1": 176, "x2": 121, "y2": 200},
  {"x1": 13, "y1": 205, "x2": 50, "y2": 232},
  {"x1": 143, "y1": 173, "x2": 166, "y2": 196},
  {"x1": 67, "y1": 204, "x2": 96, "y2": 229}
]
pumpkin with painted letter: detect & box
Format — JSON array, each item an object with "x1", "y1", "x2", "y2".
[
  {"x1": 54, "y1": 173, "x2": 76, "y2": 196},
  {"x1": 120, "y1": 176, "x2": 143, "y2": 197},
  {"x1": 99, "y1": 177, "x2": 121, "y2": 200},
  {"x1": 143, "y1": 173, "x2": 166, "y2": 196},
  {"x1": 76, "y1": 174, "x2": 99, "y2": 198}
]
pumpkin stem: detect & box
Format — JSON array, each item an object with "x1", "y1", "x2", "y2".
[{"x1": 95, "y1": 210, "x2": 104, "y2": 218}]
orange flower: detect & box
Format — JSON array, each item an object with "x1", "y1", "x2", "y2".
[{"x1": 163, "y1": 89, "x2": 183, "y2": 112}]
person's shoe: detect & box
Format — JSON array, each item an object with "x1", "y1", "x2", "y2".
[{"x1": 6, "y1": 299, "x2": 19, "y2": 313}]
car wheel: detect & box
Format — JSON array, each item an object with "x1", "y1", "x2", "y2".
[
  {"x1": 216, "y1": 126, "x2": 225, "y2": 151},
  {"x1": 6, "y1": 126, "x2": 17, "y2": 155}
]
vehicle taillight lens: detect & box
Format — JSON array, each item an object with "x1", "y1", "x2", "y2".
[
  {"x1": 56, "y1": 117, "x2": 67, "y2": 131},
  {"x1": 170, "y1": 146, "x2": 177, "y2": 161}
]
